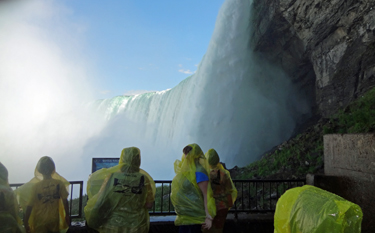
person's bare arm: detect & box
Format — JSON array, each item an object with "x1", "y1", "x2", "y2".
[
  {"x1": 24, "y1": 206, "x2": 32, "y2": 233},
  {"x1": 198, "y1": 181, "x2": 212, "y2": 230},
  {"x1": 145, "y1": 183, "x2": 154, "y2": 209},
  {"x1": 144, "y1": 179, "x2": 154, "y2": 209},
  {"x1": 62, "y1": 199, "x2": 70, "y2": 226},
  {"x1": 145, "y1": 202, "x2": 153, "y2": 209},
  {"x1": 9, "y1": 195, "x2": 19, "y2": 222},
  {"x1": 225, "y1": 176, "x2": 234, "y2": 208},
  {"x1": 227, "y1": 194, "x2": 233, "y2": 208}
]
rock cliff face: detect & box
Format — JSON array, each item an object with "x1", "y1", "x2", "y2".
[{"x1": 251, "y1": 0, "x2": 375, "y2": 117}]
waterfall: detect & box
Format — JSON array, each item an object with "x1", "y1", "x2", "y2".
[{"x1": 86, "y1": 0, "x2": 311, "y2": 179}]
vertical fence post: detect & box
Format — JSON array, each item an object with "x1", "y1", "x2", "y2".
[
  {"x1": 168, "y1": 183, "x2": 171, "y2": 213},
  {"x1": 69, "y1": 183, "x2": 74, "y2": 226},
  {"x1": 234, "y1": 181, "x2": 238, "y2": 220},
  {"x1": 78, "y1": 181, "x2": 83, "y2": 219},
  {"x1": 248, "y1": 181, "x2": 251, "y2": 211},
  {"x1": 161, "y1": 184, "x2": 164, "y2": 213}
]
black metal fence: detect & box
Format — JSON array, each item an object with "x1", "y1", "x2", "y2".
[
  {"x1": 149, "y1": 179, "x2": 306, "y2": 216},
  {"x1": 10, "y1": 179, "x2": 305, "y2": 220},
  {"x1": 150, "y1": 180, "x2": 174, "y2": 215},
  {"x1": 231, "y1": 179, "x2": 306, "y2": 216},
  {"x1": 67, "y1": 181, "x2": 84, "y2": 220}
]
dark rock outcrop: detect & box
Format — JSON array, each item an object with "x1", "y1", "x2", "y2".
[{"x1": 251, "y1": 0, "x2": 375, "y2": 117}]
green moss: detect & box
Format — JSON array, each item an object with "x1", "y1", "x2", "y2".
[{"x1": 334, "y1": 88, "x2": 375, "y2": 133}]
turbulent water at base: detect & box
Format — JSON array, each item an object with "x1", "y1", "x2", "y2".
[{"x1": 86, "y1": 0, "x2": 311, "y2": 178}]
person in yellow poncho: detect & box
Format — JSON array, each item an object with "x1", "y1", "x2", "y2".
[
  {"x1": 15, "y1": 156, "x2": 70, "y2": 233},
  {"x1": 171, "y1": 143, "x2": 217, "y2": 233},
  {"x1": 84, "y1": 147, "x2": 156, "y2": 233},
  {"x1": 0, "y1": 162, "x2": 25, "y2": 233},
  {"x1": 203, "y1": 149, "x2": 237, "y2": 233},
  {"x1": 274, "y1": 185, "x2": 363, "y2": 233}
]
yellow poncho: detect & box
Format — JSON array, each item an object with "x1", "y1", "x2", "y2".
[
  {"x1": 274, "y1": 185, "x2": 363, "y2": 233},
  {"x1": 84, "y1": 147, "x2": 156, "y2": 233},
  {"x1": 0, "y1": 163, "x2": 25, "y2": 233},
  {"x1": 171, "y1": 143, "x2": 216, "y2": 226},
  {"x1": 14, "y1": 157, "x2": 70, "y2": 233}
]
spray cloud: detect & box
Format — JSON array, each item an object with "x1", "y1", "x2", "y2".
[{"x1": 0, "y1": 0, "x2": 105, "y2": 182}]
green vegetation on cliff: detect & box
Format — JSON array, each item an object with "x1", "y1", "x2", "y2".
[{"x1": 233, "y1": 87, "x2": 375, "y2": 180}]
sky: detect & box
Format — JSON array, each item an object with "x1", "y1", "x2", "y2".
[
  {"x1": 0, "y1": 0, "x2": 226, "y2": 183},
  {"x1": 56, "y1": 0, "x2": 226, "y2": 98}
]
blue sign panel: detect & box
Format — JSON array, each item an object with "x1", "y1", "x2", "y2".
[{"x1": 92, "y1": 158, "x2": 119, "y2": 173}]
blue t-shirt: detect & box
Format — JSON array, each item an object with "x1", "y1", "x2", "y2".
[{"x1": 195, "y1": 172, "x2": 209, "y2": 183}]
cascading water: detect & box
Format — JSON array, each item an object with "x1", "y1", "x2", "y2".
[{"x1": 87, "y1": 0, "x2": 311, "y2": 179}]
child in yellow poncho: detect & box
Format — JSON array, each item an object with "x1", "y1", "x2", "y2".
[{"x1": 16, "y1": 156, "x2": 70, "y2": 233}]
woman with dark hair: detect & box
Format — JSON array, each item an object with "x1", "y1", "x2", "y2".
[
  {"x1": 16, "y1": 156, "x2": 70, "y2": 233},
  {"x1": 171, "y1": 143, "x2": 216, "y2": 233},
  {"x1": 85, "y1": 147, "x2": 156, "y2": 233}
]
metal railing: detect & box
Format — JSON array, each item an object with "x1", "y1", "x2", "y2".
[
  {"x1": 10, "y1": 181, "x2": 84, "y2": 222},
  {"x1": 230, "y1": 179, "x2": 306, "y2": 216},
  {"x1": 67, "y1": 181, "x2": 84, "y2": 220},
  {"x1": 10, "y1": 179, "x2": 305, "y2": 220},
  {"x1": 149, "y1": 179, "x2": 306, "y2": 216},
  {"x1": 150, "y1": 180, "x2": 175, "y2": 215}
]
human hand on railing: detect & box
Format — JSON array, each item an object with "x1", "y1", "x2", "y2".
[
  {"x1": 145, "y1": 202, "x2": 153, "y2": 209},
  {"x1": 25, "y1": 224, "x2": 31, "y2": 233},
  {"x1": 65, "y1": 215, "x2": 70, "y2": 226},
  {"x1": 202, "y1": 215, "x2": 213, "y2": 230}
]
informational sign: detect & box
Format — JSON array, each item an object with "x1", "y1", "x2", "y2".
[{"x1": 92, "y1": 158, "x2": 119, "y2": 173}]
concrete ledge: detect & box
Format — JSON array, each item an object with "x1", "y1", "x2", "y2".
[
  {"x1": 150, "y1": 213, "x2": 274, "y2": 233},
  {"x1": 68, "y1": 213, "x2": 274, "y2": 233}
]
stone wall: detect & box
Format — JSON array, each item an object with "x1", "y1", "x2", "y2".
[
  {"x1": 324, "y1": 134, "x2": 375, "y2": 181},
  {"x1": 252, "y1": 0, "x2": 375, "y2": 117}
]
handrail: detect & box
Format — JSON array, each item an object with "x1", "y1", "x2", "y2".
[
  {"x1": 150, "y1": 179, "x2": 306, "y2": 216},
  {"x1": 9, "y1": 183, "x2": 24, "y2": 188},
  {"x1": 68, "y1": 181, "x2": 84, "y2": 219},
  {"x1": 10, "y1": 178, "x2": 306, "y2": 220},
  {"x1": 151, "y1": 180, "x2": 175, "y2": 215},
  {"x1": 230, "y1": 179, "x2": 305, "y2": 218},
  {"x1": 10, "y1": 181, "x2": 84, "y2": 221}
]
